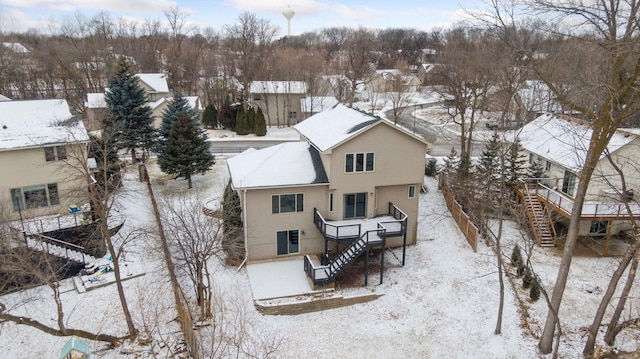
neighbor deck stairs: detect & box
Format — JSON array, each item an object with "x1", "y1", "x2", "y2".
[
  {"x1": 23, "y1": 233, "x2": 95, "y2": 265},
  {"x1": 520, "y1": 184, "x2": 556, "y2": 247}
]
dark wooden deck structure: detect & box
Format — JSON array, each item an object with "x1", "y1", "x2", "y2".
[{"x1": 304, "y1": 202, "x2": 408, "y2": 286}]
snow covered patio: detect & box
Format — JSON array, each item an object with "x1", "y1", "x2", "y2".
[{"x1": 246, "y1": 257, "x2": 331, "y2": 300}]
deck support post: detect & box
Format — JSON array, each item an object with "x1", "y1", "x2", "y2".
[
  {"x1": 323, "y1": 238, "x2": 329, "y2": 265},
  {"x1": 380, "y1": 243, "x2": 385, "y2": 285},
  {"x1": 364, "y1": 247, "x2": 369, "y2": 286},
  {"x1": 402, "y1": 231, "x2": 407, "y2": 266},
  {"x1": 604, "y1": 219, "x2": 612, "y2": 256}
]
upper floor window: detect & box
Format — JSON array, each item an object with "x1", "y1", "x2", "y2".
[
  {"x1": 545, "y1": 161, "x2": 551, "y2": 172},
  {"x1": 345, "y1": 152, "x2": 374, "y2": 173},
  {"x1": 289, "y1": 111, "x2": 297, "y2": 119},
  {"x1": 45, "y1": 146, "x2": 67, "y2": 162},
  {"x1": 272, "y1": 193, "x2": 304, "y2": 214}
]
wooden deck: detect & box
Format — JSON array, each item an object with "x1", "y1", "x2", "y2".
[{"x1": 520, "y1": 182, "x2": 640, "y2": 220}]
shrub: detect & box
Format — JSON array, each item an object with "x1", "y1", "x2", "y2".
[
  {"x1": 511, "y1": 244, "x2": 522, "y2": 267},
  {"x1": 523, "y1": 268, "x2": 533, "y2": 288},
  {"x1": 425, "y1": 158, "x2": 438, "y2": 177},
  {"x1": 517, "y1": 263, "x2": 526, "y2": 277},
  {"x1": 529, "y1": 279, "x2": 541, "y2": 301}
]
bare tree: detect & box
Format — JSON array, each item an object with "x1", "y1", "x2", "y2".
[
  {"x1": 224, "y1": 12, "x2": 278, "y2": 110},
  {"x1": 160, "y1": 194, "x2": 224, "y2": 319},
  {"x1": 342, "y1": 28, "x2": 377, "y2": 105}
]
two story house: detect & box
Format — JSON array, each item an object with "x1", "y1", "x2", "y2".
[
  {"x1": 515, "y1": 113, "x2": 640, "y2": 253},
  {"x1": 85, "y1": 73, "x2": 202, "y2": 131},
  {"x1": 0, "y1": 99, "x2": 89, "y2": 222},
  {"x1": 227, "y1": 104, "x2": 430, "y2": 285},
  {"x1": 248, "y1": 81, "x2": 306, "y2": 127}
]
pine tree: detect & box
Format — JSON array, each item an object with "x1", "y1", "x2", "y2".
[
  {"x1": 157, "y1": 93, "x2": 200, "y2": 154},
  {"x1": 254, "y1": 107, "x2": 267, "y2": 136},
  {"x1": 222, "y1": 180, "x2": 244, "y2": 264},
  {"x1": 201, "y1": 104, "x2": 218, "y2": 129},
  {"x1": 235, "y1": 107, "x2": 249, "y2": 135},
  {"x1": 476, "y1": 133, "x2": 501, "y2": 183},
  {"x1": 506, "y1": 138, "x2": 527, "y2": 191},
  {"x1": 528, "y1": 159, "x2": 545, "y2": 180},
  {"x1": 246, "y1": 106, "x2": 256, "y2": 133},
  {"x1": 158, "y1": 113, "x2": 215, "y2": 189},
  {"x1": 104, "y1": 57, "x2": 155, "y2": 161},
  {"x1": 443, "y1": 147, "x2": 460, "y2": 174}
]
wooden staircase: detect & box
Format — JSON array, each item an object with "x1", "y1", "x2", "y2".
[{"x1": 521, "y1": 184, "x2": 556, "y2": 247}]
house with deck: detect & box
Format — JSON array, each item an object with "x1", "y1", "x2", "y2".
[
  {"x1": 515, "y1": 113, "x2": 640, "y2": 253},
  {"x1": 0, "y1": 99, "x2": 89, "y2": 222},
  {"x1": 227, "y1": 104, "x2": 430, "y2": 285}
]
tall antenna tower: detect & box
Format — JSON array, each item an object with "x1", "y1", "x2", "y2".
[{"x1": 282, "y1": 6, "x2": 295, "y2": 37}]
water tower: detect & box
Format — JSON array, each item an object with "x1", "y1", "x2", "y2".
[{"x1": 283, "y1": 6, "x2": 295, "y2": 36}]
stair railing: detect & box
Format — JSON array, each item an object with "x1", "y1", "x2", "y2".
[{"x1": 27, "y1": 233, "x2": 90, "y2": 264}]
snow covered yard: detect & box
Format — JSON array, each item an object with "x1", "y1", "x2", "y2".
[{"x1": 1, "y1": 147, "x2": 639, "y2": 357}]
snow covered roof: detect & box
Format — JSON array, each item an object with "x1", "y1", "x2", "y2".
[
  {"x1": 86, "y1": 93, "x2": 106, "y2": 109},
  {"x1": 249, "y1": 81, "x2": 306, "y2": 94},
  {"x1": 136, "y1": 73, "x2": 169, "y2": 93},
  {"x1": 517, "y1": 113, "x2": 638, "y2": 172},
  {"x1": 185, "y1": 96, "x2": 202, "y2": 111},
  {"x1": 0, "y1": 94, "x2": 11, "y2": 101},
  {"x1": 2, "y1": 42, "x2": 29, "y2": 53},
  {"x1": 300, "y1": 96, "x2": 339, "y2": 114},
  {"x1": 0, "y1": 99, "x2": 89, "y2": 151},
  {"x1": 375, "y1": 69, "x2": 401, "y2": 79},
  {"x1": 227, "y1": 142, "x2": 328, "y2": 189},
  {"x1": 294, "y1": 103, "x2": 383, "y2": 152}
]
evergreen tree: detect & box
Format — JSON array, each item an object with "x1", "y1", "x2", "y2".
[
  {"x1": 219, "y1": 100, "x2": 233, "y2": 129},
  {"x1": 104, "y1": 57, "x2": 155, "y2": 161},
  {"x1": 157, "y1": 93, "x2": 200, "y2": 154},
  {"x1": 158, "y1": 113, "x2": 215, "y2": 189},
  {"x1": 88, "y1": 134, "x2": 122, "y2": 193},
  {"x1": 443, "y1": 147, "x2": 460, "y2": 174},
  {"x1": 476, "y1": 133, "x2": 501, "y2": 183},
  {"x1": 222, "y1": 180, "x2": 244, "y2": 264},
  {"x1": 235, "y1": 107, "x2": 249, "y2": 135},
  {"x1": 254, "y1": 107, "x2": 267, "y2": 136},
  {"x1": 506, "y1": 138, "x2": 527, "y2": 191},
  {"x1": 201, "y1": 104, "x2": 218, "y2": 129},
  {"x1": 528, "y1": 159, "x2": 545, "y2": 180},
  {"x1": 246, "y1": 106, "x2": 256, "y2": 133}
]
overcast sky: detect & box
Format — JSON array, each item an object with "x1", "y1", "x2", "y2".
[{"x1": 0, "y1": 0, "x2": 486, "y2": 36}]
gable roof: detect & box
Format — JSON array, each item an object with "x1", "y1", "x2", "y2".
[
  {"x1": 86, "y1": 93, "x2": 106, "y2": 109},
  {"x1": 300, "y1": 96, "x2": 339, "y2": 114},
  {"x1": 0, "y1": 99, "x2": 88, "y2": 151},
  {"x1": 294, "y1": 104, "x2": 381, "y2": 152},
  {"x1": 517, "y1": 113, "x2": 638, "y2": 172},
  {"x1": 136, "y1": 73, "x2": 169, "y2": 93},
  {"x1": 249, "y1": 81, "x2": 306, "y2": 94},
  {"x1": 2, "y1": 42, "x2": 29, "y2": 53},
  {"x1": 227, "y1": 141, "x2": 328, "y2": 189}
]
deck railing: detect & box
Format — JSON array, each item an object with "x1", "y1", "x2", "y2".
[
  {"x1": 519, "y1": 179, "x2": 640, "y2": 219},
  {"x1": 26, "y1": 232, "x2": 90, "y2": 264},
  {"x1": 313, "y1": 208, "x2": 362, "y2": 240}
]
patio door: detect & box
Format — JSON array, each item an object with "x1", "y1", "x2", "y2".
[
  {"x1": 344, "y1": 193, "x2": 367, "y2": 219},
  {"x1": 561, "y1": 170, "x2": 577, "y2": 196}
]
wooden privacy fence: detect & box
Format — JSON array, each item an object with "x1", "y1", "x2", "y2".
[{"x1": 438, "y1": 173, "x2": 478, "y2": 252}]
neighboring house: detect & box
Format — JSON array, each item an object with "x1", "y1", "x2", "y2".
[
  {"x1": 0, "y1": 99, "x2": 89, "y2": 222},
  {"x1": 300, "y1": 96, "x2": 339, "y2": 119},
  {"x1": 248, "y1": 81, "x2": 306, "y2": 127},
  {"x1": 0, "y1": 94, "x2": 11, "y2": 101},
  {"x1": 417, "y1": 63, "x2": 436, "y2": 85},
  {"x1": 2, "y1": 42, "x2": 29, "y2": 54},
  {"x1": 368, "y1": 69, "x2": 421, "y2": 93},
  {"x1": 517, "y1": 80, "x2": 563, "y2": 120},
  {"x1": 85, "y1": 73, "x2": 201, "y2": 131},
  {"x1": 227, "y1": 104, "x2": 430, "y2": 285},
  {"x1": 515, "y1": 113, "x2": 640, "y2": 252}
]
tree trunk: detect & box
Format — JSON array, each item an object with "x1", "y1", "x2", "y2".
[
  {"x1": 187, "y1": 174, "x2": 192, "y2": 189},
  {"x1": 539, "y1": 150, "x2": 598, "y2": 353},
  {"x1": 583, "y1": 240, "x2": 640, "y2": 356},
  {"x1": 605, "y1": 256, "x2": 639, "y2": 346},
  {"x1": 103, "y1": 221, "x2": 138, "y2": 340}
]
